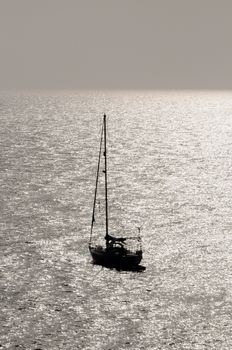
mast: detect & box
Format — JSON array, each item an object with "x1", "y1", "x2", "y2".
[{"x1": 104, "y1": 114, "x2": 109, "y2": 238}]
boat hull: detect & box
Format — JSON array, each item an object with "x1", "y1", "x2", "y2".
[{"x1": 89, "y1": 245, "x2": 143, "y2": 269}]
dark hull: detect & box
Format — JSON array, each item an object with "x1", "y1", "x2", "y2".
[{"x1": 89, "y1": 245, "x2": 143, "y2": 269}]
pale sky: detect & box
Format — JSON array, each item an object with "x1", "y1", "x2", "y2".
[{"x1": 0, "y1": 0, "x2": 231, "y2": 89}]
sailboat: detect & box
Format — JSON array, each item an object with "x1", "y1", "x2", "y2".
[{"x1": 89, "y1": 114, "x2": 144, "y2": 270}]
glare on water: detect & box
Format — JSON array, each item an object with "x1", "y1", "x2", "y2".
[{"x1": 1, "y1": 90, "x2": 232, "y2": 349}]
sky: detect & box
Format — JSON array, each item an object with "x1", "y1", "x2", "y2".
[{"x1": 0, "y1": 0, "x2": 231, "y2": 90}]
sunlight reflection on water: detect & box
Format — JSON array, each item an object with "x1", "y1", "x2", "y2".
[{"x1": 1, "y1": 91, "x2": 232, "y2": 349}]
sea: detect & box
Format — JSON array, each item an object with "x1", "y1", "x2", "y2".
[{"x1": 0, "y1": 90, "x2": 232, "y2": 350}]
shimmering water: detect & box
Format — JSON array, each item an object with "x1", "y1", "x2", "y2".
[{"x1": 1, "y1": 91, "x2": 232, "y2": 350}]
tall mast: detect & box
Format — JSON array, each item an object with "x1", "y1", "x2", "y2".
[{"x1": 104, "y1": 114, "x2": 109, "y2": 237}]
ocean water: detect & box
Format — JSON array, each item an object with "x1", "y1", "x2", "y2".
[{"x1": 1, "y1": 90, "x2": 232, "y2": 350}]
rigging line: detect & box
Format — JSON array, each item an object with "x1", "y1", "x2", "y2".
[
  {"x1": 104, "y1": 114, "x2": 109, "y2": 238},
  {"x1": 96, "y1": 116, "x2": 103, "y2": 143},
  {"x1": 137, "y1": 208, "x2": 156, "y2": 233},
  {"x1": 89, "y1": 123, "x2": 104, "y2": 245}
]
